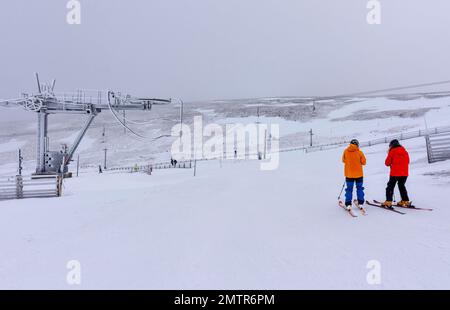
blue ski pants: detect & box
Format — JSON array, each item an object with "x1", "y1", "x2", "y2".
[{"x1": 345, "y1": 177, "x2": 365, "y2": 206}]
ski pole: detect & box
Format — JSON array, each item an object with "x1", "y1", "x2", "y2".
[{"x1": 338, "y1": 181, "x2": 346, "y2": 200}]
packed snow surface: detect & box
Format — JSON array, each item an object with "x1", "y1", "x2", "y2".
[
  {"x1": 0, "y1": 95, "x2": 449, "y2": 289},
  {"x1": 1, "y1": 138, "x2": 449, "y2": 289}
]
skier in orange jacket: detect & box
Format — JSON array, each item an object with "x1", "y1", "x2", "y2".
[{"x1": 342, "y1": 139, "x2": 367, "y2": 210}]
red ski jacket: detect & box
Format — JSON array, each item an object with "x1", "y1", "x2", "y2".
[{"x1": 385, "y1": 146, "x2": 410, "y2": 176}]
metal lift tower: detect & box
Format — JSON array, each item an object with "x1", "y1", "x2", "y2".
[{"x1": 0, "y1": 74, "x2": 171, "y2": 175}]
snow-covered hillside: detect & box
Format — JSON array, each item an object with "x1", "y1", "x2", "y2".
[
  {"x1": 1, "y1": 137, "x2": 449, "y2": 289},
  {"x1": 1, "y1": 94, "x2": 450, "y2": 174},
  {"x1": 0, "y1": 95, "x2": 449, "y2": 289}
]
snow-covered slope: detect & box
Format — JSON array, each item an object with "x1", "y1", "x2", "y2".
[
  {"x1": 0, "y1": 137, "x2": 449, "y2": 289},
  {"x1": 0, "y1": 95, "x2": 449, "y2": 289}
]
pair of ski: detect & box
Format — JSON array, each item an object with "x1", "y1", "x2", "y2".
[
  {"x1": 338, "y1": 200, "x2": 367, "y2": 218},
  {"x1": 366, "y1": 200, "x2": 433, "y2": 215},
  {"x1": 339, "y1": 200, "x2": 433, "y2": 217}
]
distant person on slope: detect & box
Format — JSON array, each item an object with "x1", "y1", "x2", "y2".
[
  {"x1": 342, "y1": 139, "x2": 367, "y2": 210},
  {"x1": 383, "y1": 139, "x2": 411, "y2": 207}
]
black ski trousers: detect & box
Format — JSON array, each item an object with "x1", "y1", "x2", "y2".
[{"x1": 386, "y1": 176, "x2": 409, "y2": 202}]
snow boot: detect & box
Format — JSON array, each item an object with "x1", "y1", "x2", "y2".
[
  {"x1": 345, "y1": 203, "x2": 352, "y2": 211},
  {"x1": 398, "y1": 200, "x2": 412, "y2": 207},
  {"x1": 382, "y1": 201, "x2": 393, "y2": 208},
  {"x1": 354, "y1": 200, "x2": 367, "y2": 215}
]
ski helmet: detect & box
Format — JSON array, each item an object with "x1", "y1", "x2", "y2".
[
  {"x1": 389, "y1": 139, "x2": 400, "y2": 148},
  {"x1": 350, "y1": 139, "x2": 359, "y2": 147}
]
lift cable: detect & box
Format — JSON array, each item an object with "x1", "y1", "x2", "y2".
[
  {"x1": 115, "y1": 98, "x2": 184, "y2": 126},
  {"x1": 106, "y1": 91, "x2": 175, "y2": 141}
]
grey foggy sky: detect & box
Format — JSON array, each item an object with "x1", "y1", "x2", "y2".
[{"x1": 1, "y1": 0, "x2": 450, "y2": 104}]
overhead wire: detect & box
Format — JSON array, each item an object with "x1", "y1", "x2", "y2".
[{"x1": 106, "y1": 91, "x2": 177, "y2": 141}]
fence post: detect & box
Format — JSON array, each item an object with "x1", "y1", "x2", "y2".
[
  {"x1": 61, "y1": 155, "x2": 67, "y2": 180},
  {"x1": 15, "y1": 175, "x2": 23, "y2": 199},
  {"x1": 18, "y1": 149, "x2": 23, "y2": 176},
  {"x1": 76, "y1": 154, "x2": 80, "y2": 177},
  {"x1": 57, "y1": 175, "x2": 63, "y2": 197},
  {"x1": 425, "y1": 135, "x2": 432, "y2": 164}
]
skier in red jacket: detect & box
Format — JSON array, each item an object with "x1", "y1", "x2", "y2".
[{"x1": 383, "y1": 139, "x2": 411, "y2": 207}]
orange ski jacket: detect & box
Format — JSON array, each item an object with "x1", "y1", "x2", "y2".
[{"x1": 342, "y1": 144, "x2": 367, "y2": 178}]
